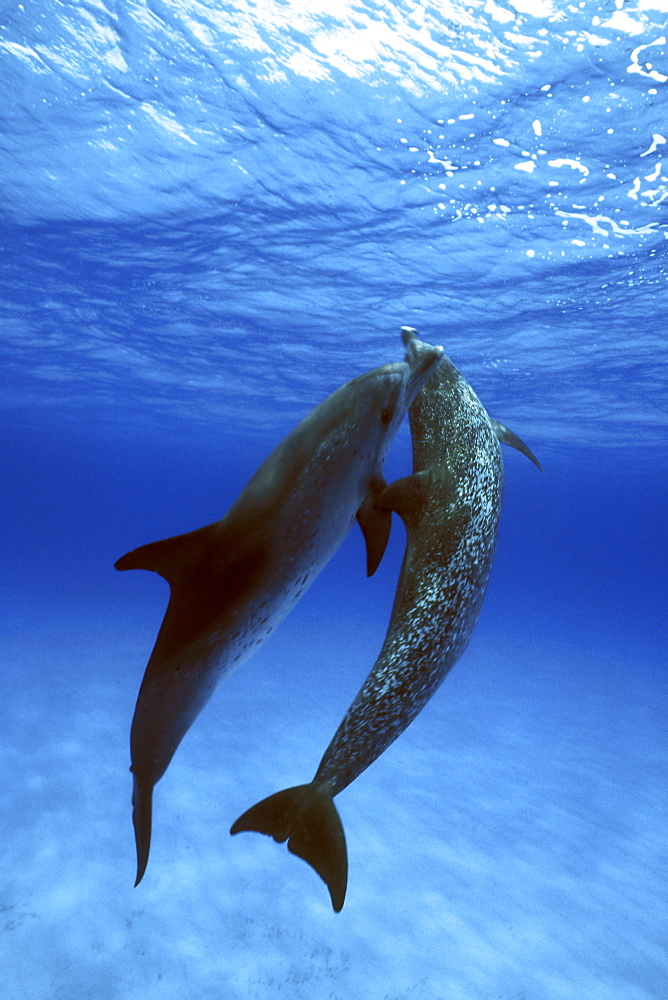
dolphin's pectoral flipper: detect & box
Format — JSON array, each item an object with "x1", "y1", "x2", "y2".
[
  {"x1": 374, "y1": 471, "x2": 430, "y2": 519},
  {"x1": 357, "y1": 481, "x2": 392, "y2": 576},
  {"x1": 131, "y1": 772, "x2": 154, "y2": 887},
  {"x1": 114, "y1": 523, "x2": 219, "y2": 584},
  {"x1": 491, "y1": 419, "x2": 542, "y2": 470},
  {"x1": 230, "y1": 783, "x2": 348, "y2": 912}
]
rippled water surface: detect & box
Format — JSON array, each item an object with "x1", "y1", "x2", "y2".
[{"x1": 2, "y1": 0, "x2": 667, "y2": 455}]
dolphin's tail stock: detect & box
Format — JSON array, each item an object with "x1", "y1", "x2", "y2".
[
  {"x1": 230, "y1": 783, "x2": 348, "y2": 912},
  {"x1": 132, "y1": 772, "x2": 154, "y2": 887}
]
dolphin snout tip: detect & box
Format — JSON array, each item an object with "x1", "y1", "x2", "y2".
[{"x1": 401, "y1": 327, "x2": 443, "y2": 365}]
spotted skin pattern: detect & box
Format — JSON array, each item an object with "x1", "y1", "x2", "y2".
[
  {"x1": 231, "y1": 328, "x2": 540, "y2": 911},
  {"x1": 315, "y1": 328, "x2": 505, "y2": 795}
]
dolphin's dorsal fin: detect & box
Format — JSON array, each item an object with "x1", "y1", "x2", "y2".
[
  {"x1": 490, "y1": 419, "x2": 542, "y2": 470},
  {"x1": 356, "y1": 476, "x2": 392, "y2": 577},
  {"x1": 115, "y1": 523, "x2": 218, "y2": 586}
]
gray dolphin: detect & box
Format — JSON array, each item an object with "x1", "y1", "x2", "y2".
[
  {"x1": 116, "y1": 341, "x2": 442, "y2": 886},
  {"x1": 231, "y1": 327, "x2": 540, "y2": 911}
]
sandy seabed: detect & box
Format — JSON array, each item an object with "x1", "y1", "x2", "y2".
[{"x1": 1, "y1": 599, "x2": 665, "y2": 1000}]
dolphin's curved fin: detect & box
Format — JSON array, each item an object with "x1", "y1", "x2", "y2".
[
  {"x1": 231, "y1": 783, "x2": 348, "y2": 912},
  {"x1": 357, "y1": 490, "x2": 391, "y2": 577},
  {"x1": 491, "y1": 420, "x2": 542, "y2": 470},
  {"x1": 375, "y1": 470, "x2": 430, "y2": 520},
  {"x1": 132, "y1": 772, "x2": 153, "y2": 887},
  {"x1": 114, "y1": 523, "x2": 218, "y2": 585}
]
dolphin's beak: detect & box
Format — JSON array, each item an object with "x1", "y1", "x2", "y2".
[{"x1": 402, "y1": 328, "x2": 443, "y2": 401}]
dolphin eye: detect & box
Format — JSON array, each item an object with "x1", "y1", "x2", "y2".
[{"x1": 380, "y1": 407, "x2": 394, "y2": 427}]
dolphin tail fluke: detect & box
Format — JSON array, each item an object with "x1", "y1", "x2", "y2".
[
  {"x1": 132, "y1": 773, "x2": 153, "y2": 887},
  {"x1": 230, "y1": 783, "x2": 348, "y2": 912},
  {"x1": 491, "y1": 419, "x2": 542, "y2": 470}
]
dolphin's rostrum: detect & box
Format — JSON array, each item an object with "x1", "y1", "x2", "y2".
[
  {"x1": 117, "y1": 341, "x2": 442, "y2": 886},
  {"x1": 231, "y1": 328, "x2": 541, "y2": 911}
]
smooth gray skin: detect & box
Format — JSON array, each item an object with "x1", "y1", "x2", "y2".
[
  {"x1": 231, "y1": 328, "x2": 540, "y2": 911},
  {"x1": 116, "y1": 342, "x2": 442, "y2": 886}
]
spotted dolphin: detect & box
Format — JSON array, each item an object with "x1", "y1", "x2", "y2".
[
  {"x1": 231, "y1": 327, "x2": 540, "y2": 911},
  {"x1": 116, "y1": 341, "x2": 442, "y2": 886}
]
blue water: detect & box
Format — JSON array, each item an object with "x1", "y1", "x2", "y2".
[{"x1": 2, "y1": 2, "x2": 667, "y2": 997}]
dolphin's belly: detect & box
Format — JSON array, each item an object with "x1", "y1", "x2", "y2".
[
  {"x1": 315, "y1": 485, "x2": 501, "y2": 797},
  {"x1": 131, "y1": 580, "x2": 306, "y2": 785},
  {"x1": 131, "y1": 475, "x2": 367, "y2": 787}
]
